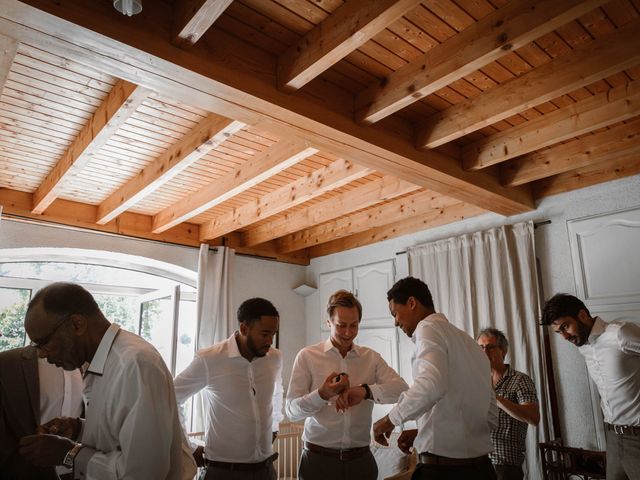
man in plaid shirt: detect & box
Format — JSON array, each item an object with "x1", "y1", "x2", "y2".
[{"x1": 477, "y1": 328, "x2": 539, "y2": 480}]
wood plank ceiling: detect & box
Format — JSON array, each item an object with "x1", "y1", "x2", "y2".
[{"x1": 0, "y1": 0, "x2": 639, "y2": 265}]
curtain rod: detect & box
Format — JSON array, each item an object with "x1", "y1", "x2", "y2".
[{"x1": 394, "y1": 220, "x2": 552, "y2": 256}]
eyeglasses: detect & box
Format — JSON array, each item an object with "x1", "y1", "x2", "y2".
[
  {"x1": 30, "y1": 314, "x2": 72, "y2": 350},
  {"x1": 479, "y1": 344, "x2": 499, "y2": 351}
]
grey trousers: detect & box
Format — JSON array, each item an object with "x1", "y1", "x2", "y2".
[
  {"x1": 606, "y1": 429, "x2": 640, "y2": 480},
  {"x1": 199, "y1": 462, "x2": 276, "y2": 480},
  {"x1": 298, "y1": 448, "x2": 378, "y2": 480}
]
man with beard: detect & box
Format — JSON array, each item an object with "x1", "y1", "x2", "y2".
[
  {"x1": 18, "y1": 282, "x2": 196, "y2": 479},
  {"x1": 174, "y1": 297, "x2": 283, "y2": 480},
  {"x1": 541, "y1": 293, "x2": 640, "y2": 480}
]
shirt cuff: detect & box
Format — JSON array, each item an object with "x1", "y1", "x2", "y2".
[
  {"x1": 73, "y1": 445, "x2": 96, "y2": 479},
  {"x1": 309, "y1": 389, "x2": 328, "y2": 408},
  {"x1": 368, "y1": 384, "x2": 383, "y2": 403},
  {"x1": 388, "y1": 406, "x2": 404, "y2": 426}
]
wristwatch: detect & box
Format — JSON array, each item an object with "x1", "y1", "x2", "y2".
[
  {"x1": 62, "y1": 442, "x2": 83, "y2": 469},
  {"x1": 360, "y1": 383, "x2": 372, "y2": 400}
]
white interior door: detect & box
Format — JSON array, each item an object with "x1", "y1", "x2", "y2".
[
  {"x1": 319, "y1": 268, "x2": 353, "y2": 331},
  {"x1": 354, "y1": 260, "x2": 395, "y2": 329},
  {"x1": 567, "y1": 206, "x2": 640, "y2": 448}
]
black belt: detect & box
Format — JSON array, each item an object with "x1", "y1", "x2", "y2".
[
  {"x1": 304, "y1": 441, "x2": 370, "y2": 460},
  {"x1": 205, "y1": 453, "x2": 278, "y2": 471},
  {"x1": 606, "y1": 423, "x2": 640, "y2": 436},
  {"x1": 418, "y1": 452, "x2": 491, "y2": 467}
]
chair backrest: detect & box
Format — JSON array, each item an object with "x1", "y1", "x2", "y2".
[{"x1": 539, "y1": 441, "x2": 606, "y2": 480}]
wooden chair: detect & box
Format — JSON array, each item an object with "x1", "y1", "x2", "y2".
[{"x1": 539, "y1": 441, "x2": 606, "y2": 480}]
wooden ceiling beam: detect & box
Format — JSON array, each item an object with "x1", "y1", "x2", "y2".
[
  {"x1": 0, "y1": 187, "x2": 309, "y2": 265},
  {"x1": 32, "y1": 79, "x2": 149, "y2": 214},
  {"x1": 416, "y1": 22, "x2": 640, "y2": 149},
  {"x1": 464, "y1": 80, "x2": 640, "y2": 170},
  {"x1": 152, "y1": 140, "x2": 318, "y2": 233},
  {"x1": 277, "y1": 190, "x2": 457, "y2": 253},
  {"x1": 502, "y1": 119, "x2": 640, "y2": 187},
  {"x1": 96, "y1": 113, "x2": 244, "y2": 225},
  {"x1": 0, "y1": 34, "x2": 18, "y2": 94},
  {"x1": 2, "y1": 187, "x2": 201, "y2": 246},
  {"x1": 172, "y1": 0, "x2": 233, "y2": 48},
  {"x1": 277, "y1": 0, "x2": 422, "y2": 91},
  {"x1": 241, "y1": 175, "x2": 421, "y2": 247},
  {"x1": 199, "y1": 159, "x2": 373, "y2": 241},
  {"x1": 4, "y1": 1, "x2": 534, "y2": 216},
  {"x1": 211, "y1": 231, "x2": 309, "y2": 265},
  {"x1": 356, "y1": 0, "x2": 606, "y2": 125},
  {"x1": 533, "y1": 151, "x2": 640, "y2": 199},
  {"x1": 307, "y1": 202, "x2": 486, "y2": 258}
]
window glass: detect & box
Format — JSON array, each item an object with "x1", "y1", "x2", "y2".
[
  {"x1": 0, "y1": 287, "x2": 31, "y2": 351},
  {"x1": 93, "y1": 294, "x2": 139, "y2": 334},
  {"x1": 140, "y1": 295, "x2": 175, "y2": 369}
]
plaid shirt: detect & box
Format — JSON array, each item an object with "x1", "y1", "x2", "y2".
[{"x1": 490, "y1": 365, "x2": 538, "y2": 466}]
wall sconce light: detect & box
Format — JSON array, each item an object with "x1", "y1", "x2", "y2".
[{"x1": 113, "y1": 0, "x2": 142, "y2": 16}]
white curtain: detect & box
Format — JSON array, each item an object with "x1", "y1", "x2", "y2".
[
  {"x1": 195, "y1": 244, "x2": 235, "y2": 349},
  {"x1": 193, "y1": 244, "x2": 234, "y2": 432},
  {"x1": 408, "y1": 221, "x2": 551, "y2": 480}
]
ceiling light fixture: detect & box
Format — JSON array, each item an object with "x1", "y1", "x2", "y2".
[{"x1": 113, "y1": 0, "x2": 142, "y2": 16}]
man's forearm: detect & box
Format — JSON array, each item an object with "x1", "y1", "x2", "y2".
[{"x1": 496, "y1": 397, "x2": 540, "y2": 425}]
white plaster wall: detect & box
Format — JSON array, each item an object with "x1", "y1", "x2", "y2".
[
  {"x1": 0, "y1": 219, "x2": 307, "y2": 388},
  {"x1": 233, "y1": 255, "x2": 306, "y2": 388},
  {"x1": 305, "y1": 174, "x2": 640, "y2": 452}
]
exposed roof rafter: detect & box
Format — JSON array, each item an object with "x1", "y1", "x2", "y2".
[
  {"x1": 32, "y1": 79, "x2": 149, "y2": 214},
  {"x1": 96, "y1": 113, "x2": 245, "y2": 225},
  {"x1": 416, "y1": 22, "x2": 640, "y2": 149},
  {"x1": 356, "y1": 0, "x2": 607, "y2": 124}
]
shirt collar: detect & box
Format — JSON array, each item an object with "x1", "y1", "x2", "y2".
[
  {"x1": 228, "y1": 331, "x2": 242, "y2": 358},
  {"x1": 86, "y1": 323, "x2": 120, "y2": 376},
  {"x1": 587, "y1": 316, "x2": 606, "y2": 343},
  {"x1": 323, "y1": 338, "x2": 361, "y2": 357}
]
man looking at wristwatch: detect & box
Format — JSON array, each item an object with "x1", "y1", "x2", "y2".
[
  {"x1": 286, "y1": 290, "x2": 408, "y2": 480},
  {"x1": 18, "y1": 282, "x2": 196, "y2": 479}
]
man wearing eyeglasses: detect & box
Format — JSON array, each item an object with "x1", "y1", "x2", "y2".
[
  {"x1": 17, "y1": 282, "x2": 197, "y2": 479},
  {"x1": 476, "y1": 328, "x2": 539, "y2": 480},
  {"x1": 0, "y1": 344, "x2": 83, "y2": 480}
]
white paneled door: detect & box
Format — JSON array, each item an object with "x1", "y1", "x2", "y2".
[{"x1": 567, "y1": 206, "x2": 640, "y2": 449}]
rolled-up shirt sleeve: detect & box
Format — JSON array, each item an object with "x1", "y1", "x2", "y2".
[
  {"x1": 285, "y1": 351, "x2": 327, "y2": 422},
  {"x1": 388, "y1": 324, "x2": 448, "y2": 426}
]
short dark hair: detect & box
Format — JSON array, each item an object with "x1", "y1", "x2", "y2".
[
  {"x1": 28, "y1": 282, "x2": 102, "y2": 320},
  {"x1": 237, "y1": 298, "x2": 279, "y2": 325},
  {"x1": 327, "y1": 290, "x2": 362, "y2": 321},
  {"x1": 386, "y1": 276, "x2": 434, "y2": 309},
  {"x1": 540, "y1": 293, "x2": 590, "y2": 326},
  {"x1": 477, "y1": 327, "x2": 509, "y2": 354}
]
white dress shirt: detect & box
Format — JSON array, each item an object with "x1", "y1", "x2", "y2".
[
  {"x1": 38, "y1": 356, "x2": 83, "y2": 424},
  {"x1": 388, "y1": 313, "x2": 497, "y2": 459},
  {"x1": 578, "y1": 317, "x2": 640, "y2": 426},
  {"x1": 174, "y1": 332, "x2": 284, "y2": 463},
  {"x1": 286, "y1": 339, "x2": 408, "y2": 449},
  {"x1": 74, "y1": 324, "x2": 196, "y2": 480}
]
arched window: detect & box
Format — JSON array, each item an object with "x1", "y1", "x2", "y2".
[{"x1": 0, "y1": 248, "x2": 197, "y2": 376}]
